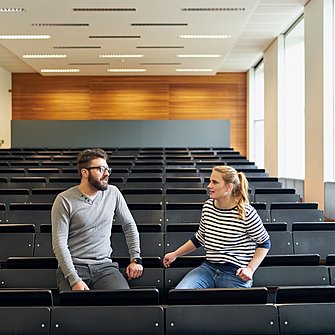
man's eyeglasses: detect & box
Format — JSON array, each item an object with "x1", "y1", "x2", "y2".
[{"x1": 86, "y1": 166, "x2": 112, "y2": 174}]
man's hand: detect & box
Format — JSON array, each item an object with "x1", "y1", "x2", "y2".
[
  {"x1": 72, "y1": 280, "x2": 90, "y2": 290},
  {"x1": 126, "y1": 262, "x2": 143, "y2": 280}
]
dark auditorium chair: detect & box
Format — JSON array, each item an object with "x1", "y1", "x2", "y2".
[
  {"x1": 254, "y1": 188, "x2": 300, "y2": 209},
  {"x1": 0, "y1": 290, "x2": 52, "y2": 335},
  {"x1": 292, "y1": 230, "x2": 335, "y2": 259},
  {"x1": 165, "y1": 188, "x2": 208, "y2": 204},
  {"x1": 51, "y1": 289, "x2": 164, "y2": 335},
  {"x1": 278, "y1": 303, "x2": 335, "y2": 335},
  {"x1": 0, "y1": 188, "x2": 30, "y2": 206},
  {"x1": 111, "y1": 232, "x2": 164, "y2": 259},
  {"x1": 165, "y1": 304, "x2": 279, "y2": 335},
  {"x1": 165, "y1": 176, "x2": 203, "y2": 189},
  {"x1": 30, "y1": 188, "x2": 65, "y2": 203},
  {"x1": 165, "y1": 231, "x2": 205, "y2": 256},
  {"x1": 0, "y1": 178, "x2": 7, "y2": 189},
  {"x1": 267, "y1": 231, "x2": 294, "y2": 255},
  {"x1": 250, "y1": 202, "x2": 271, "y2": 222},
  {"x1": 8, "y1": 176, "x2": 47, "y2": 189},
  {"x1": 248, "y1": 177, "x2": 282, "y2": 192},
  {"x1": 165, "y1": 203, "x2": 203, "y2": 229},
  {"x1": 168, "y1": 287, "x2": 268, "y2": 305},
  {"x1": 6, "y1": 203, "x2": 52, "y2": 230},
  {"x1": 47, "y1": 176, "x2": 80, "y2": 188},
  {"x1": 253, "y1": 265, "x2": 330, "y2": 287},
  {"x1": 26, "y1": 167, "x2": 61, "y2": 177},
  {"x1": 34, "y1": 232, "x2": 54, "y2": 257},
  {"x1": 0, "y1": 232, "x2": 34, "y2": 261},
  {"x1": 270, "y1": 202, "x2": 324, "y2": 230},
  {"x1": 276, "y1": 286, "x2": 335, "y2": 303},
  {"x1": 0, "y1": 167, "x2": 26, "y2": 177},
  {"x1": 0, "y1": 203, "x2": 5, "y2": 223},
  {"x1": 0, "y1": 268, "x2": 57, "y2": 289}
]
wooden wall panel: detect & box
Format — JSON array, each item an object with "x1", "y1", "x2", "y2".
[{"x1": 12, "y1": 72, "x2": 246, "y2": 155}]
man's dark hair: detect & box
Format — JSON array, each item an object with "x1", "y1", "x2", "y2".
[{"x1": 77, "y1": 148, "x2": 108, "y2": 175}]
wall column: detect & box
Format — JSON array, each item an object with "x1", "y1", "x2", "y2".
[
  {"x1": 0, "y1": 67, "x2": 12, "y2": 148},
  {"x1": 304, "y1": 0, "x2": 327, "y2": 209}
]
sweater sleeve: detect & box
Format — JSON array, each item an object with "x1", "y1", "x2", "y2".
[
  {"x1": 51, "y1": 194, "x2": 81, "y2": 287},
  {"x1": 114, "y1": 189, "x2": 141, "y2": 260}
]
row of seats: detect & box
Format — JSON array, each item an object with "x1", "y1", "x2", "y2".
[
  {"x1": 0, "y1": 174, "x2": 280, "y2": 189},
  {"x1": 0, "y1": 201, "x2": 324, "y2": 232},
  {"x1": 1, "y1": 287, "x2": 334, "y2": 334},
  {"x1": 1, "y1": 256, "x2": 335, "y2": 299},
  {"x1": 1, "y1": 224, "x2": 335, "y2": 261}
]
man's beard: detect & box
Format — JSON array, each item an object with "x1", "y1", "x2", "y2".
[{"x1": 88, "y1": 173, "x2": 108, "y2": 191}]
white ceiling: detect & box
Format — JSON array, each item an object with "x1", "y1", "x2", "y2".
[{"x1": 0, "y1": 0, "x2": 308, "y2": 76}]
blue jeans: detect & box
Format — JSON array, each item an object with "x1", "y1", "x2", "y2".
[{"x1": 175, "y1": 261, "x2": 252, "y2": 289}]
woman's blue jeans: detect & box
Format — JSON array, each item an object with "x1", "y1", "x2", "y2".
[{"x1": 175, "y1": 261, "x2": 252, "y2": 289}]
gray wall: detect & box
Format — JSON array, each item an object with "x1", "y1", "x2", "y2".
[{"x1": 11, "y1": 120, "x2": 230, "y2": 148}]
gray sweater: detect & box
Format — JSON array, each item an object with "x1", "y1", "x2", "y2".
[{"x1": 51, "y1": 185, "x2": 141, "y2": 287}]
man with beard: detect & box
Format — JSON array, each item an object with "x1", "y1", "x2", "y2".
[{"x1": 51, "y1": 148, "x2": 143, "y2": 291}]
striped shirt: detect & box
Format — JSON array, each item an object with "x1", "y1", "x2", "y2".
[{"x1": 192, "y1": 199, "x2": 270, "y2": 268}]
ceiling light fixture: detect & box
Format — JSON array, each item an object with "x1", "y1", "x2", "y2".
[
  {"x1": 41, "y1": 69, "x2": 80, "y2": 73},
  {"x1": 100, "y1": 54, "x2": 144, "y2": 58},
  {"x1": 107, "y1": 69, "x2": 147, "y2": 72},
  {"x1": 23, "y1": 54, "x2": 67, "y2": 59},
  {"x1": 0, "y1": 8, "x2": 25, "y2": 12},
  {"x1": 175, "y1": 69, "x2": 213, "y2": 72},
  {"x1": 177, "y1": 54, "x2": 221, "y2": 58},
  {"x1": 179, "y1": 34, "x2": 231, "y2": 39},
  {"x1": 0, "y1": 35, "x2": 50, "y2": 39},
  {"x1": 181, "y1": 8, "x2": 245, "y2": 11}
]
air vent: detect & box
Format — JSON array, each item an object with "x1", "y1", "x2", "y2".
[
  {"x1": 181, "y1": 7, "x2": 245, "y2": 11},
  {"x1": 136, "y1": 46, "x2": 184, "y2": 49},
  {"x1": 53, "y1": 46, "x2": 101, "y2": 49},
  {"x1": 32, "y1": 23, "x2": 89, "y2": 26},
  {"x1": 131, "y1": 23, "x2": 188, "y2": 26},
  {"x1": 73, "y1": 8, "x2": 136, "y2": 11},
  {"x1": 89, "y1": 35, "x2": 141, "y2": 39}
]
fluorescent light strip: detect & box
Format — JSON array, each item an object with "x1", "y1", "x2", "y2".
[
  {"x1": 100, "y1": 54, "x2": 144, "y2": 58},
  {"x1": 181, "y1": 8, "x2": 245, "y2": 11},
  {"x1": 41, "y1": 69, "x2": 80, "y2": 73},
  {"x1": 179, "y1": 34, "x2": 231, "y2": 39},
  {"x1": 0, "y1": 35, "x2": 50, "y2": 39},
  {"x1": 0, "y1": 8, "x2": 25, "y2": 12},
  {"x1": 73, "y1": 8, "x2": 136, "y2": 11},
  {"x1": 32, "y1": 23, "x2": 89, "y2": 27},
  {"x1": 23, "y1": 54, "x2": 67, "y2": 59},
  {"x1": 176, "y1": 69, "x2": 213, "y2": 72},
  {"x1": 107, "y1": 69, "x2": 147, "y2": 73},
  {"x1": 177, "y1": 54, "x2": 221, "y2": 58}
]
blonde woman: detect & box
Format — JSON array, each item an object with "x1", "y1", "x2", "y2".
[{"x1": 163, "y1": 166, "x2": 270, "y2": 288}]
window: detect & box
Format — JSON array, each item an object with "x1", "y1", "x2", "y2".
[{"x1": 279, "y1": 18, "x2": 305, "y2": 179}]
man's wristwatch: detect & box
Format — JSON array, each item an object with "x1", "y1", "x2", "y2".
[{"x1": 131, "y1": 257, "x2": 143, "y2": 265}]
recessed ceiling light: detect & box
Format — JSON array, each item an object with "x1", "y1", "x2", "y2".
[
  {"x1": 179, "y1": 34, "x2": 231, "y2": 39},
  {"x1": 0, "y1": 35, "x2": 50, "y2": 39},
  {"x1": 107, "y1": 69, "x2": 147, "y2": 72},
  {"x1": 100, "y1": 54, "x2": 144, "y2": 58},
  {"x1": 175, "y1": 69, "x2": 213, "y2": 72},
  {"x1": 0, "y1": 8, "x2": 26, "y2": 12},
  {"x1": 177, "y1": 54, "x2": 221, "y2": 58},
  {"x1": 23, "y1": 54, "x2": 67, "y2": 59},
  {"x1": 41, "y1": 69, "x2": 80, "y2": 73}
]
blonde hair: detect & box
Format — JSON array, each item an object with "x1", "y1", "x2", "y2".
[{"x1": 212, "y1": 165, "x2": 249, "y2": 219}]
